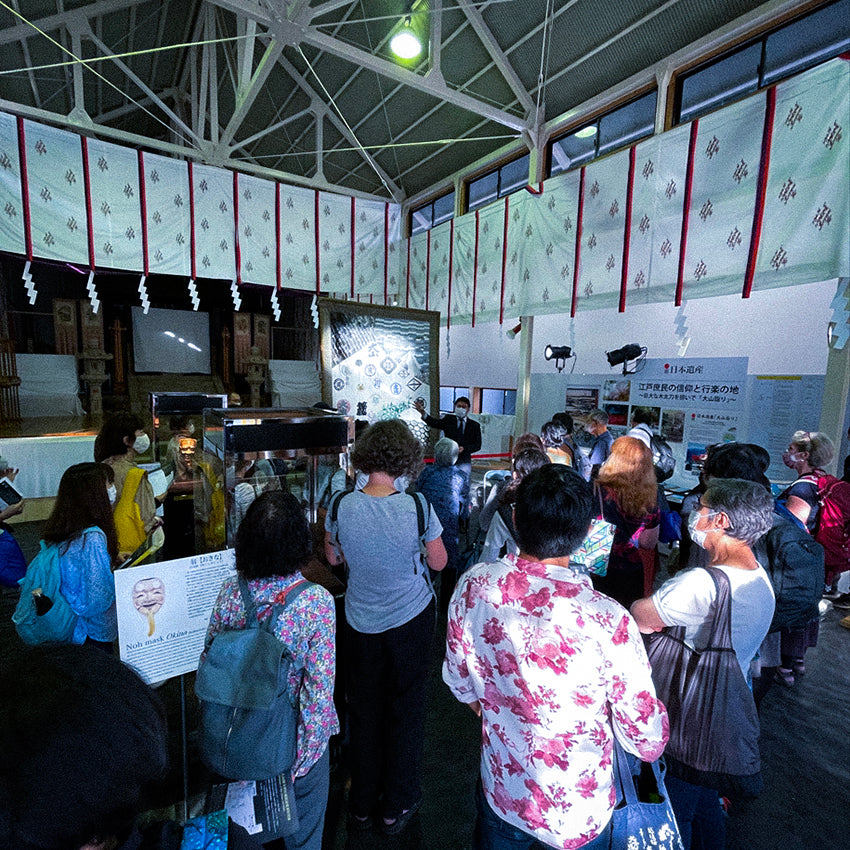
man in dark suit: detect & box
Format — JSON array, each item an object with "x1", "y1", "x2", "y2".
[{"x1": 414, "y1": 395, "x2": 482, "y2": 518}]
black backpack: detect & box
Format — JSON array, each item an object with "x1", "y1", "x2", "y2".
[
  {"x1": 195, "y1": 576, "x2": 311, "y2": 781},
  {"x1": 650, "y1": 434, "x2": 676, "y2": 482},
  {"x1": 754, "y1": 513, "x2": 824, "y2": 632}
]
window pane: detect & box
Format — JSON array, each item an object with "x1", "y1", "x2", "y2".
[
  {"x1": 439, "y1": 386, "x2": 454, "y2": 412},
  {"x1": 598, "y1": 91, "x2": 656, "y2": 157},
  {"x1": 763, "y1": 0, "x2": 850, "y2": 85},
  {"x1": 678, "y1": 42, "x2": 761, "y2": 123},
  {"x1": 499, "y1": 154, "x2": 530, "y2": 197},
  {"x1": 481, "y1": 388, "x2": 504, "y2": 415},
  {"x1": 410, "y1": 204, "x2": 432, "y2": 235},
  {"x1": 550, "y1": 130, "x2": 596, "y2": 175},
  {"x1": 503, "y1": 390, "x2": 517, "y2": 417},
  {"x1": 468, "y1": 171, "x2": 499, "y2": 211},
  {"x1": 432, "y1": 191, "x2": 455, "y2": 226}
]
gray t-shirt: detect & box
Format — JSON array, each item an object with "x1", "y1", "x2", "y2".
[
  {"x1": 326, "y1": 490, "x2": 443, "y2": 633},
  {"x1": 652, "y1": 564, "x2": 775, "y2": 678}
]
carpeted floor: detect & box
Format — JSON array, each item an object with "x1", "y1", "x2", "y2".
[{"x1": 3, "y1": 520, "x2": 848, "y2": 850}]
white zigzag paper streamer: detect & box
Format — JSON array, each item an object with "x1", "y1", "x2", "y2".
[
  {"x1": 22, "y1": 260, "x2": 36, "y2": 305},
  {"x1": 270, "y1": 289, "x2": 281, "y2": 322},
  {"x1": 828, "y1": 277, "x2": 850, "y2": 350},
  {"x1": 188, "y1": 279, "x2": 200, "y2": 311},
  {"x1": 674, "y1": 302, "x2": 690, "y2": 357},
  {"x1": 311, "y1": 295, "x2": 319, "y2": 329},
  {"x1": 87, "y1": 271, "x2": 100, "y2": 315},
  {"x1": 138, "y1": 275, "x2": 150, "y2": 314},
  {"x1": 231, "y1": 279, "x2": 242, "y2": 311}
]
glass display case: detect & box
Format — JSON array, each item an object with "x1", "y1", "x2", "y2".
[
  {"x1": 150, "y1": 393, "x2": 228, "y2": 484},
  {"x1": 195, "y1": 408, "x2": 354, "y2": 552}
]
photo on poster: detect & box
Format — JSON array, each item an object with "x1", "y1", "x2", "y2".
[
  {"x1": 564, "y1": 388, "x2": 600, "y2": 420},
  {"x1": 604, "y1": 403, "x2": 629, "y2": 428},
  {"x1": 661, "y1": 409, "x2": 685, "y2": 443},
  {"x1": 602, "y1": 379, "x2": 631, "y2": 402},
  {"x1": 630, "y1": 405, "x2": 661, "y2": 429},
  {"x1": 685, "y1": 443, "x2": 708, "y2": 474}
]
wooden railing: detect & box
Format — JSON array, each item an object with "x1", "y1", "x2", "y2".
[{"x1": 0, "y1": 339, "x2": 21, "y2": 423}]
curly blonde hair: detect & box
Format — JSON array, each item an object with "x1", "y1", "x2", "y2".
[
  {"x1": 790, "y1": 430, "x2": 834, "y2": 469},
  {"x1": 595, "y1": 436, "x2": 657, "y2": 517}
]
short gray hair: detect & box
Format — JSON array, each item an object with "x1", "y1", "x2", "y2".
[
  {"x1": 434, "y1": 437, "x2": 459, "y2": 467},
  {"x1": 587, "y1": 409, "x2": 609, "y2": 426},
  {"x1": 703, "y1": 478, "x2": 774, "y2": 545}
]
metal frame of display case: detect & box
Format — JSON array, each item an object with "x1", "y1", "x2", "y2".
[
  {"x1": 150, "y1": 392, "x2": 228, "y2": 463},
  {"x1": 196, "y1": 407, "x2": 354, "y2": 552},
  {"x1": 317, "y1": 298, "x2": 440, "y2": 422}
]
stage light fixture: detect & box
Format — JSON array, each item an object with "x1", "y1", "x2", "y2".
[
  {"x1": 605, "y1": 343, "x2": 646, "y2": 375},
  {"x1": 544, "y1": 344, "x2": 574, "y2": 373}
]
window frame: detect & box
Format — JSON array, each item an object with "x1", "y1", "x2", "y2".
[{"x1": 464, "y1": 150, "x2": 532, "y2": 214}]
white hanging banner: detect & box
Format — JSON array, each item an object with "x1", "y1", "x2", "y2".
[
  {"x1": 451, "y1": 213, "x2": 476, "y2": 322},
  {"x1": 141, "y1": 151, "x2": 191, "y2": 277},
  {"x1": 353, "y1": 197, "x2": 387, "y2": 300},
  {"x1": 279, "y1": 184, "x2": 316, "y2": 293},
  {"x1": 86, "y1": 137, "x2": 144, "y2": 272},
  {"x1": 191, "y1": 162, "x2": 236, "y2": 282},
  {"x1": 0, "y1": 113, "x2": 26, "y2": 256},
  {"x1": 236, "y1": 173, "x2": 276, "y2": 286},
  {"x1": 24, "y1": 119, "x2": 89, "y2": 264},
  {"x1": 427, "y1": 218, "x2": 452, "y2": 317},
  {"x1": 407, "y1": 229, "x2": 428, "y2": 310},
  {"x1": 474, "y1": 200, "x2": 506, "y2": 324},
  {"x1": 317, "y1": 191, "x2": 351, "y2": 295}
]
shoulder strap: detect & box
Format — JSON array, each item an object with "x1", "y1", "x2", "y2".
[
  {"x1": 412, "y1": 491, "x2": 427, "y2": 542},
  {"x1": 702, "y1": 566, "x2": 734, "y2": 650},
  {"x1": 237, "y1": 576, "x2": 313, "y2": 633},
  {"x1": 328, "y1": 489, "x2": 351, "y2": 548},
  {"x1": 119, "y1": 466, "x2": 145, "y2": 505}
]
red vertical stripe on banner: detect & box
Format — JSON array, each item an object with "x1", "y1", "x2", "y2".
[
  {"x1": 16, "y1": 117, "x2": 32, "y2": 261},
  {"x1": 676, "y1": 120, "x2": 700, "y2": 307},
  {"x1": 383, "y1": 204, "x2": 389, "y2": 305},
  {"x1": 472, "y1": 211, "x2": 480, "y2": 327},
  {"x1": 233, "y1": 172, "x2": 241, "y2": 284},
  {"x1": 275, "y1": 183, "x2": 282, "y2": 291},
  {"x1": 447, "y1": 219, "x2": 454, "y2": 329},
  {"x1": 138, "y1": 150, "x2": 149, "y2": 275},
  {"x1": 743, "y1": 87, "x2": 777, "y2": 299},
  {"x1": 405, "y1": 238, "x2": 411, "y2": 308},
  {"x1": 571, "y1": 168, "x2": 586, "y2": 317},
  {"x1": 314, "y1": 190, "x2": 321, "y2": 294},
  {"x1": 350, "y1": 196, "x2": 356, "y2": 298},
  {"x1": 499, "y1": 195, "x2": 509, "y2": 324},
  {"x1": 188, "y1": 161, "x2": 197, "y2": 280},
  {"x1": 80, "y1": 137, "x2": 96, "y2": 270},
  {"x1": 619, "y1": 146, "x2": 637, "y2": 313},
  {"x1": 425, "y1": 229, "x2": 431, "y2": 311}
]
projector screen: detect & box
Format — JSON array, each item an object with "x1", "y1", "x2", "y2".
[{"x1": 131, "y1": 307, "x2": 211, "y2": 374}]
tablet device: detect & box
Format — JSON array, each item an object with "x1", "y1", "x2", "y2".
[{"x1": 0, "y1": 477, "x2": 24, "y2": 509}]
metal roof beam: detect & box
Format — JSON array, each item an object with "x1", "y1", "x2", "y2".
[{"x1": 456, "y1": 0, "x2": 534, "y2": 116}]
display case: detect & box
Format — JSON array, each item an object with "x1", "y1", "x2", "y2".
[
  {"x1": 195, "y1": 407, "x2": 354, "y2": 552},
  {"x1": 150, "y1": 393, "x2": 228, "y2": 484}
]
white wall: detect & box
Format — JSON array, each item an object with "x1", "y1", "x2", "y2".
[{"x1": 439, "y1": 319, "x2": 522, "y2": 389}]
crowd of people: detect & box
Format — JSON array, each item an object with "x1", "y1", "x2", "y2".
[{"x1": 1, "y1": 406, "x2": 848, "y2": 850}]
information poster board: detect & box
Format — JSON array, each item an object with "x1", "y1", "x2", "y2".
[{"x1": 115, "y1": 549, "x2": 236, "y2": 685}]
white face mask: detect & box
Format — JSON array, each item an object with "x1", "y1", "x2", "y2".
[
  {"x1": 107, "y1": 484, "x2": 117, "y2": 506},
  {"x1": 688, "y1": 509, "x2": 719, "y2": 548},
  {"x1": 133, "y1": 433, "x2": 151, "y2": 454},
  {"x1": 782, "y1": 450, "x2": 800, "y2": 469},
  {"x1": 454, "y1": 405, "x2": 468, "y2": 419}
]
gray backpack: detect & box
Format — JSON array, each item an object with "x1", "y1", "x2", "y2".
[{"x1": 195, "y1": 576, "x2": 311, "y2": 780}]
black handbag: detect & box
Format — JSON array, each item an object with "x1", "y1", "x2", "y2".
[{"x1": 645, "y1": 567, "x2": 763, "y2": 800}]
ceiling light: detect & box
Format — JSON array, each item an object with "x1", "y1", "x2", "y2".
[
  {"x1": 391, "y1": 18, "x2": 422, "y2": 59},
  {"x1": 606, "y1": 343, "x2": 646, "y2": 374},
  {"x1": 575, "y1": 125, "x2": 597, "y2": 139}
]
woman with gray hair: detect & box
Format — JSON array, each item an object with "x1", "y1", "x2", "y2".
[
  {"x1": 632, "y1": 478, "x2": 776, "y2": 850},
  {"x1": 416, "y1": 438, "x2": 465, "y2": 607}
]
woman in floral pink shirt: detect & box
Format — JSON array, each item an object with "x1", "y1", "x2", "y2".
[
  {"x1": 206, "y1": 491, "x2": 338, "y2": 850},
  {"x1": 444, "y1": 465, "x2": 668, "y2": 850}
]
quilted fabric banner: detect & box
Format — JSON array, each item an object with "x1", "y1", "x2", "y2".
[
  {"x1": 236, "y1": 173, "x2": 276, "y2": 286},
  {"x1": 279, "y1": 184, "x2": 316, "y2": 293},
  {"x1": 628, "y1": 128, "x2": 690, "y2": 306},
  {"x1": 191, "y1": 162, "x2": 236, "y2": 282},
  {"x1": 0, "y1": 113, "x2": 25, "y2": 257},
  {"x1": 751, "y1": 58, "x2": 850, "y2": 291},
  {"x1": 679, "y1": 93, "x2": 765, "y2": 301},
  {"x1": 141, "y1": 152, "x2": 191, "y2": 277},
  {"x1": 406, "y1": 229, "x2": 428, "y2": 310},
  {"x1": 473, "y1": 200, "x2": 506, "y2": 324},
  {"x1": 86, "y1": 138, "x2": 144, "y2": 272},
  {"x1": 518, "y1": 172, "x2": 580, "y2": 317},
  {"x1": 317, "y1": 191, "x2": 351, "y2": 295},
  {"x1": 576, "y1": 148, "x2": 630, "y2": 310},
  {"x1": 23, "y1": 119, "x2": 89, "y2": 265},
  {"x1": 352, "y1": 197, "x2": 387, "y2": 300}
]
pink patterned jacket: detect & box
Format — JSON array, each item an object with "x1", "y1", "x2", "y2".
[{"x1": 443, "y1": 553, "x2": 668, "y2": 849}]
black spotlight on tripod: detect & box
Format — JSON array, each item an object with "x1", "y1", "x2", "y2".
[{"x1": 605, "y1": 343, "x2": 646, "y2": 375}]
